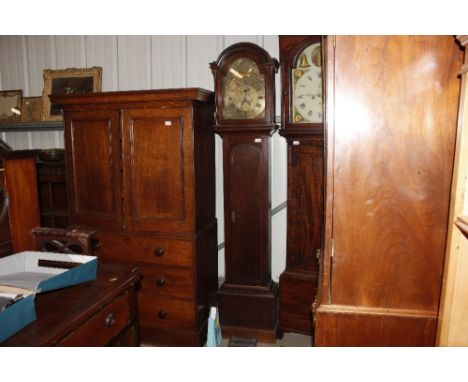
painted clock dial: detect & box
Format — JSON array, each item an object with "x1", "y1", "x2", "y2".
[{"x1": 291, "y1": 43, "x2": 323, "y2": 123}]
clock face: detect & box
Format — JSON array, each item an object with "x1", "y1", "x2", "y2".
[
  {"x1": 222, "y1": 57, "x2": 266, "y2": 120},
  {"x1": 292, "y1": 43, "x2": 323, "y2": 123}
]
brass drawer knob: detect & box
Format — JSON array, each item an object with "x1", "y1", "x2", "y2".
[
  {"x1": 154, "y1": 247, "x2": 165, "y2": 257},
  {"x1": 105, "y1": 313, "x2": 115, "y2": 327},
  {"x1": 158, "y1": 310, "x2": 168, "y2": 319},
  {"x1": 156, "y1": 278, "x2": 166, "y2": 287}
]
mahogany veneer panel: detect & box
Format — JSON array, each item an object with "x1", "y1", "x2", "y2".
[
  {"x1": 3, "y1": 157, "x2": 40, "y2": 252},
  {"x1": 225, "y1": 138, "x2": 269, "y2": 285},
  {"x1": 122, "y1": 108, "x2": 195, "y2": 233},
  {"x1": 330, "y1": 36, "x2": 461, "y2": 311},
  {"x1": 286, "y1": 139, "x2": 323, "y2": 272},
  {"x1": 66, "y1": 110, "x2": 122, "y2": 230},
  {"x1": 316, "y1": 36, "x2": 462, "y2": 346},
  {"x1": 279, "y1": 271, "x2": 317, "y2": 334},
  {"x1": 315, "y1": 306, "x2": 436, "y2": 347}
]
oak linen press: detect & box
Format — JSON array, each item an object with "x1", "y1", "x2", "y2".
[{"x1": 52, "y1": 89, "x2": 218, "y2": 346}]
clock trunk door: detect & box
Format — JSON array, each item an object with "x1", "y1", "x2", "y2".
[
  {"x1": 65, "y1": 110, "x2": 122, "y2": 230},
  {"x1": 286, "y1": 140, "x2": 324, "y2": 272},
  {"x1": 122, "y1": 108, "x2": 195, "y2": 233},
  {"x1": 223, "y1": 136, "x2": 271, "y2": 286}
]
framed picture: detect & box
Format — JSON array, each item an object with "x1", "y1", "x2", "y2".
[
  {"x1": 20, "y1": 97, "x2": 42, "y2": 122},
  {"x1": 0, "y1": 90, "x2": 22, "y2": 124},
  {"x1": 41, "y1": 66, "x2": 102, "y2": 121}
]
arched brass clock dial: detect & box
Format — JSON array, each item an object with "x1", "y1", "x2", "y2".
[
  {"x1": 292, "y1": 43, "x2": 323, "y2": 123},
  {"x1": 222, "y1": 58, "x2": 266, "y2": 120}
]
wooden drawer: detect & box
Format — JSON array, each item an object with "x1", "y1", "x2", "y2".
[
  {"x1": 138, "y1": 293, "x2": 195, "y2": 331},
  {"x1": 140, "y1": 265, "x2": 195, "y2": 300},
  {"x1": 95, "y1": 232, "x2": 194, "y2": 267},
  {"x1": 58, "y1": 292, "x2": 130, "y2": 346}
]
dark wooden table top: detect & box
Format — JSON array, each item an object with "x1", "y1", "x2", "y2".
[{"x1": 2, "y1": 262, "x2": 140, "y2": 346}]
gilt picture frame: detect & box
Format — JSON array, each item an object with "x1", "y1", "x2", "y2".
[
  {"x1": 0, "y1": 90, "x2": 22, "y2": 124},
  {"x1": 41, "y1": 67, "x2": 102, "y2": 121}
]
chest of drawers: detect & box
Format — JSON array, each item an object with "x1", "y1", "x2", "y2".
[{"x1": 2, "y1": 263, "x2": 140, "y2": 346}]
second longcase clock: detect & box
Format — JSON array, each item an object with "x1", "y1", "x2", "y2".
[
  {"x1": 278, "y1": 35, "x2": 325, "y2": 335},
  {"x1": 211, "y1": 43, "x2": 279, "y2": 341}
]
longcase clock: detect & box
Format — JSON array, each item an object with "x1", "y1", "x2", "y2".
[
  {"x1": 211, "y1": 42, "x2": 279, "y2": 342},
  {"x1": 278, "y1": 35, "x2": 325, "y2": 336}
]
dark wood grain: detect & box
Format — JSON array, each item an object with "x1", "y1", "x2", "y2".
[
  {"x1": 59, "y1": 89, "x2": 217, "y2": 346},
  {"x1": 224, "y1": 137, "x2": 270, "y2": 285},
  {"x1": 285, "y1": 139, "x2": 323, "y2": 272},
  {"x1": 122, "y1": 107, "x2": 194, "y2": 233},
  {"x1": 279, "y1": 271, "x2": 318, "y2": 334},
  {"x1": 278, "y1": 36, "x2": 325, "y2": 336},
  {"x1": 36, "y1": 159, "x2": 68, "y2": 228},
  {"x1": 65, "y1": 109, "x2": 122, "y2": 230},
  {"x1": 211, "y1": 43, "x2": 279, "y2": 337},
  {"x1": 0, "y1": 172, "x2": 13, "y2": 257},
  {"x1": 52, "y1": 88, "x2": 213, "y2": 106},
  {"x1": 2, "y1": 263, "x2": 140, "y2": 346},
  {"x1": 2, "y1": 155, "x2": 40, "y2": 253},
  {"x1": 316, "y1": 36, "x2": 463, "y2": 346},
  {"x1": 315, "y1": 306, "x2": 437, "y2": 346}
]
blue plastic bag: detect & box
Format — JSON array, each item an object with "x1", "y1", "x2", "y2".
[{"x1": 206, "y1": 306, "x2": 222, "y2": 347}]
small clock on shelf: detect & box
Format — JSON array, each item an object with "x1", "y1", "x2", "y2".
[{"x1": 280, "y1": 35, "x2": 324, "y2": 136}]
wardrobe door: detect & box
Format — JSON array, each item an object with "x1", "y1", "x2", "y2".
[
  {"x1": 315, "y1": 36, "x2": 462, "y2": 346},
  {"x1": 121, "y1": 107, "x2": 195, "y2": 233},
  {"x1": 65, "y1": 110, "x2": 122, "y2": 230}
]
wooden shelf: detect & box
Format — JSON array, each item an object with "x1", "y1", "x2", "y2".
[
  {"x1": 455, "y1": 216, "x2": 468, "y2": 239},
  {"x1": 0, "y1": 121, "x2": 63, "y2": 132}
]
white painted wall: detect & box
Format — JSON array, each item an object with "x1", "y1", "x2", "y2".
[{"x1": 0, "y1": 35, "x2": 287, "y2": 281}]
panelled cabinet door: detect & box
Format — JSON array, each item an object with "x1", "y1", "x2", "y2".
[
  {"x1": 122, "y1": 108, "x2": 195, "y2": 233},
  {"x1": 65, "y1": 110, "x2": 122, "y2": 230}
]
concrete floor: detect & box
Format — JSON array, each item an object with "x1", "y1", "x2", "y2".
[
  {"x1": 222, "y1": 332, "x2": 312, "y2": 347},
  {"x1": 141, "y1": 332, "x2": 312, "y2": 347}
]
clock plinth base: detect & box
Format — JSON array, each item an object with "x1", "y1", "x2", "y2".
[
  {"x1": 278, "y1": 270, "x2": 318, "y2": 335},
  {"x1": 218, "y1": 281, "x2": 279, "y2": 334}
]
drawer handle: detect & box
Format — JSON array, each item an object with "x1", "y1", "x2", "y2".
[
  {"x1": 105, "y1": 313, "x2": 116, "y2": 328},
  {"x1": 154, "y1": 247, "x2": 165, "y2": 257},
  {"x1": 158, "y1": 310, "x2": 168, "y2": 320},
  {"x1": 156, "y1": 278, "x2": 166, "y2": 287}
]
